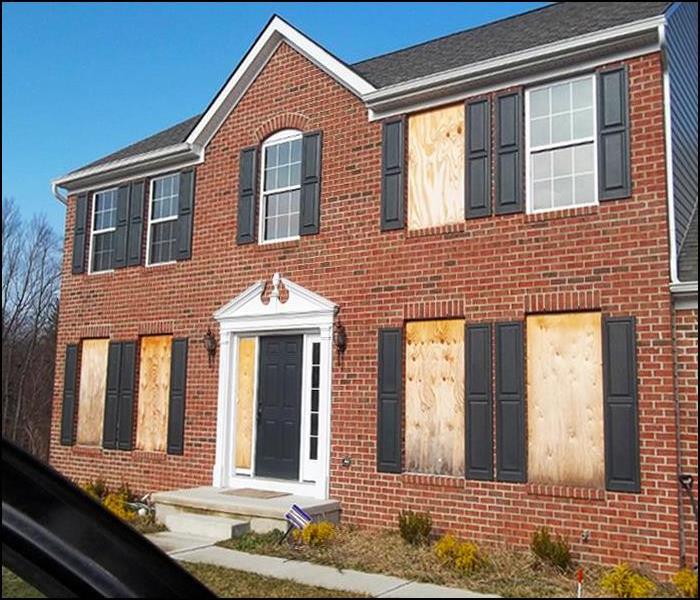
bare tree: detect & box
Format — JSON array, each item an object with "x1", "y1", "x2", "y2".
[{"x1": 2, "y1": 197, "x2": 61, "y2": 460}]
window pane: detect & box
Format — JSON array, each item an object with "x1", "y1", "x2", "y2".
[
  {"x1": 265, "y1": 215, "x2": 278, "y2": 240},
  {"x1": 265, "y1": 144, "x2": 278, "y2": 168},
  {"x1": 290, "y1": 163, "x2": 301, "y2": 186},
  {"x1": 310, "y1": 413, "x2": 318, "y2": 436},
  {"x1": 574, "y1": 173, "x2": 595, "y2": 205},
  {"x1": 574, "y1": 144, "x2": 594, "y2": 174},
  {"x1": 290, "y1": 139, "x2": 302, "y2": 163},
  {"x1": 309, "y1": 436, "x2": 318, "y2": 460},
  {"x1": 530, "y1": 117, "x2": 550, "y2": 147},
  {"x1": 552, "y1": 147, "x2": 572, "y2": 178},
  {"x1": 551, "y1": 82, "x2": 570, "y2": 114},
  {"x1": 152, "y1": 175, "x2": 179, "y2": 220},
  {"x1": 312, "y1": 365, "x2": 320, "y2": 389},
  {"x1": 553, "y1": 176, "x2": 573, "y2": 208},
  {"x1": 264, "y1": 167, "x2": 277, "y2": 192},
  {"x1": 533, "y1": 180, "x2": 551, "y2": 211},
  {"x1": 94, "y1": 189, "x2": 117, "y2": 230},
  {"x1": 277, "y1": 214, "x2": 290, "y2": 238},
  {"x1": 92, "y1": 231, "x2": 114, "y2": 271},
  {"x1": 530, "y1": 88, "x2": 549, "y2": 118},
  {"x1": 532, "y1": 152, "x2": 551, "y2": 180},
  {"x1": 150, "y1": 220, "x2": 177, "y2": 264},
  {"x1": 573, "y1": 108, "x2": 593, "y2": 139},
  {"x1": 278, "y1": 141, "x2": 290, "y2": 165},
  {"x1": 551, "y1": 113, "x2": 571, "y2": 144},
  {"x1": 312, "y1": 343, "x2": 320, "y2": 364},
  {"x1": 572, "y1": 78, "x2": 593, "y2": 109},
  {"x1": 277, "y1": 165, "x2": 290, "y2": 188},
  {"x1": 311, "y1": 389, "x2": 319, "y2": 412}
]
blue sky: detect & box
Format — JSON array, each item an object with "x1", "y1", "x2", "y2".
[{"x1": 2, "y1": 2, "x2": 548, "y2": 234}]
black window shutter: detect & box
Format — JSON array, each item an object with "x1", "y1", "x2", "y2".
[
  {"x1": 176, "y1": 169, "x2": 195, "y2": 260},
  {"x1": 495, "y1": 91, "x2": 523, "y2": 214},
  {"x1": 495, "y1": 322, "x2": 526, "y2": 482},
  {"x1": 113, "y1": 184, "x2": 131, "y2": 269},
  {"x1": 465, "y1": 98, "x2": 492, "y2": 218},
  {"x1": 380, "y1": 117, "x2": 405, "y2": 231},
  {"x1": 167, "y1": 338, "x2": 188, "y2": 455},
  {"x1": 377, "y1": 328, "x2": 402, "y2": 472},
  {"x1": 597, "y1": 66, "x2": 631, "y2": 200},
  {"x1": 603, "y1": 317, "x2": 641, "y2": 492},
  {"x1": 71, "y1": 193, "x2": 89, "y2": 274},
  {"x1": 465, "y1": 324, "x2": 493, "y2": 480},
  {"x1": 60, "y1": 344, "x2": 79, "y2": 445},
  {"x1": 116, "y1": 342, "x2": 136, "y2": 450},
  {"x1": 127, "y1": 180, "x2": 145, "y2": 266},
  {"x1": 300, "y1": 131, "x2": 322, "y2": 236},
  {"x1": 237, "y1": 146, "x2": 258, "y2": 244},
  {"x1": 103, "y1": 342, "x2": 122, "y2": 450}
]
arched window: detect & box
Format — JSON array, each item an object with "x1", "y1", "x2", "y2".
[{"x1": 259, "y1": 129, "x2": 303, "y2": 243}]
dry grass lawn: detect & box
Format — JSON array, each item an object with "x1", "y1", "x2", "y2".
[{"x1": 219, "y1": 527, "x2": 680, "y2": 598}]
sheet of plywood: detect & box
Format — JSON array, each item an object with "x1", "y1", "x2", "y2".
[
  {"x1": 76, "y1": 339, "x2": 110, "y2": 446},
  {"x1": 408, "y1": 104, "x2": 465, "y2": 230},
  {"x1": 406, "y1": 320, "x2": 465, "y2": 476},
  {"x1": 235, "y1": 337, "x2": 256, "y2": 470},
  {"x1": 136, "y1": 336, "x2": 172, "y2": 452},
  {"x1": 527, "y1": 312, "x2": 605, "y2": 488}
]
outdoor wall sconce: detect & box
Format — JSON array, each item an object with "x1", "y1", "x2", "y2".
[
  {"x1": 333, "y1": 307, "x2": 347, "y2": 365},
  {"x1": 203, "y1": 327, "x2": 217, "y2": 367}
]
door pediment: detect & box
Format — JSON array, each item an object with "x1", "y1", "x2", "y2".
[{"x1": 214, "y1": 273, "x2": 336, "y2": 332}]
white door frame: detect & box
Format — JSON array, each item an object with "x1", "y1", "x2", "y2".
[{"x1": 212, "y1": 274, "x2": 336, "y2": 499}]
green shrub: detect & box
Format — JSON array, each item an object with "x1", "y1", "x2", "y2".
[
  {"x1": 672, "y1": 568, "x2": 698, "y2": 598},
  {"x1": 434, "y1": 534, "x2": 485, "y2": 574},
  {"x1": 293, "y1": 521, "x2": 336, "y2": 547},
  {"x1": 600, "y1": 563, "x2": 656, "y2": 598},
  {"x1": 530, "y1": 527, "x2": 572, "y2": 571},
  {"x1": 397, "y1": 510, "x2": 432, "y2": 546}
]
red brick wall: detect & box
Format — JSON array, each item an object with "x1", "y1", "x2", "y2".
[
  {"x1": 51, "y1": 45, "x2": 684, "y2": 574},
  {"x1": 675, "y1": 307, "x2": 698, "y2": 567}
]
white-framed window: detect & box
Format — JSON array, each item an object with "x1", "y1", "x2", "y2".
[
  {"x1": 147, "y1": 173, "x2": 179, "y2": 265},
  {"x1": 89, "y1": 187, "x2": 118, "y2": 273},
  {"x1": 526, "y1": 74, "x2": 597, "y2": 213},
  {"x1": 259, "y1": 129, "x2": 303, "y2": 243}
]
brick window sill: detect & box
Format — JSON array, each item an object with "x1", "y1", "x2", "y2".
[
  {"x1": 526, "y1": 482, "x2": 605, "y2": 501},
  {"x1": 402, "y1": 472, "x2": 465, "y2": 489},
  {"x1": 71, "y1": 445, "x2": 168, "y2": 463},
  {"x1": 524, "y1": 204, "x2": 600, "y2": 224}
]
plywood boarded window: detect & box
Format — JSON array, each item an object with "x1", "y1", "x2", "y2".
[
  {"x1": 136, "y1": 335, "x2": 172, "y2": 452},
  {"x1": 527, "y1": 312, "x2": 604, "y2": 488},
  {"x1": 76, "y1": 339, "x2": 110, "y2": 445},
  {"x1": 408, "y1": 104, "x2": 465, "y2": 230},
  {"x1": 406, "y1": 320, "x2": 465, "y2": 476},
  {"x1": 235, "y1": 337, "x2": 256, "y2": 470}
]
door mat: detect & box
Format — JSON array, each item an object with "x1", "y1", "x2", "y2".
[{"x1": 220, "y1": 488, "x2": 290, "y2": 499}]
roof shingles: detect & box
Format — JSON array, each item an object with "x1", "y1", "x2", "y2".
[{"x1": 67, "y1": 2, "x2": 670, "y2": 174}]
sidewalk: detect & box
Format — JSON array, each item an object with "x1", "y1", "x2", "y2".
[{"x1": 148, "y1": 532, "x2": 499, "y2": 598}]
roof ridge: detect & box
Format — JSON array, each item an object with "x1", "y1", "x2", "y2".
[{"x1": 351, "y1": 1, "x2": 560, "y2": 67}]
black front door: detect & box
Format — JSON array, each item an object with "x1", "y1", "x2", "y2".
[{"x1": 255, "y1": 335, "x2": 303, "y2": 480}]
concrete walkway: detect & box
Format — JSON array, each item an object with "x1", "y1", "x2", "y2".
[{"x1": 147, "y1": 532, "x2": 498, "y2": 598}]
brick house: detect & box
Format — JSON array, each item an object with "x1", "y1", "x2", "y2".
[{"x1": 50, "y1": 2, "x2": 698, "y2": 574}]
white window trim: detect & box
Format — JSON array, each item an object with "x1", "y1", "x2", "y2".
[
  {"x1": 258, "y1": 129, "x2": 303, "y2": 245},
  {"x1": 145, "y1": 173, "x2": 179, "y2": 267},
  {"x1": 88, "y1": 187, "x2": 118, "y2": 275},
  {"x1": 525, "y1": 73, "x2": 599, "y2": 215}
]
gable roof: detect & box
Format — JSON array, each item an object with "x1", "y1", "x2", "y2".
[
  {"x1": 352, "y1": 2, "x2": 671, "y2": 88},
  {"x1": 55, "y1": 3, "x2": 671, "y2": 189}
]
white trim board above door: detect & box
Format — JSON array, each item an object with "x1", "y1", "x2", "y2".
[{"x1": 212, "y1": 273, "x2": 336, "y2": 500}]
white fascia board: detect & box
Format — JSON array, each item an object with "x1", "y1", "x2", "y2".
[
  {"x1": 186, "y1": 15, "x2": 375, "y2": 148},
  {"x1": 52, "y1": 143, "x2": 202, "y2": 194},
  {"x1": 671, "y1": 281, "x2": 699, "y2": 309},
  {"x1": 366, "y1": 15, "x2": 665, "y2": 120}
]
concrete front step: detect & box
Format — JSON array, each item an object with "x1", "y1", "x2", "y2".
[
  {"x1": 164, "y1": 512, "x2": 250, "y2": 540},
  {"x1": 153, "y1": 486, "x2": 341, "y2": 534}
]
